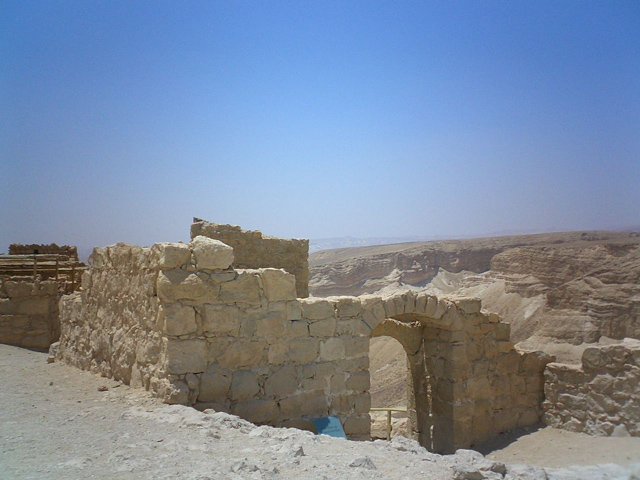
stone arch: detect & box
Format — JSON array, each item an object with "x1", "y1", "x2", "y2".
[
  {"x1": 362, "y1": 290, "x2": 521, "y2": 453},
  {"x1": 370, "y1": 317, "x2": 431, "y2": 447}
]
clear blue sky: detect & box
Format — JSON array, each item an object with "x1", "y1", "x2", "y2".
[{"x1": 1, "y1": 1, "x2": 639, "y2": 251}]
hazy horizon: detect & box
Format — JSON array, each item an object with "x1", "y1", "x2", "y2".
[{"x1": 2, "y1": 1, "x2": 639, "y2": 251}]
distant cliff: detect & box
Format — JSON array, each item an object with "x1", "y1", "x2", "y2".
[{"x1": 309, "y1": 230, "x2": 640, "y2": 346}]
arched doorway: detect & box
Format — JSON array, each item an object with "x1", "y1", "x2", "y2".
[{"x1": 370, "y1": 316, "x2": 432, "y2": 449}]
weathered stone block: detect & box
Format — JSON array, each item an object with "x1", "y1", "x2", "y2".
[
  {"x1": 455, "y1": 297, "x2": 482, "y2": 314},
  {"x1": 217, "y1": 340, "x2": 266, "y2": 368},
  {"x1": 309, "y1": 317, "x2": 336, "y2": 337},
  {"x1": 280, "y1": 392, "x2": 328, "y2": 417},
  {"x1": 264, "y1": 365, "x2": 298, "y2": 397},
  {"x1": 268, "y1": 343, "x2": 288, "y2": 364},
  {"x1": 4, "y1": 281, "x2": 34, "y2": 298},
  {"x1": 319, "y1": 338, "x2": 345, "y2": 361},
  {"x1": 199, "y1": 366, "x2": 231, "y2": 403},
  {"x1": 345, "y1": 371, "x2": 370, "y2": 392},
  {"x1": 162, "y1": 304, "x2": 197, "y2": 336},
  {"x1": 151, "y1": 242, "x2": 191, "y2": 269},
  {"x1": 261, "y1": 269, "x2": 297, "y2": 302},
  {"x1": 230, "y1": 370, "x2": 260, "y2": 401},
  {"x1": 343, "y1": 414, "x2": 370, "y2": 435},
  {"x1": 232, "y1": 399, "x2": 278, "y2": 424},
  {"x1": 157, "y1": 269, "x2": 219, "y2": 303},
  {"x1": 202, "y1": 304, "x2": 241, "y2": 335},
  {"x1": 255, "y1": 311, "x2": 286, "y2": 339},
  {"x1": 16, "y1": 298, "x2": 50, "y2": 316},
  {"x1": 335, "y1": 297, "x2": 362, "y2": 317},
  {"x1": 301, "y1": 299, "x2": 334, "y2": 320},
  {"x1": 286, "y1": 301, "x2": 302, "y2": 320},
  {"x1": 219, "y1": 272, "x2": 261, "y2": 306},
  {"x1": 191, "y1": 235, "x2": 234, "y2": 270},
  {"x1": 166, "y1": 339, "x2": 208, "y2": 374},
  {"x1": 495, "y1": 323, "x2": 511, "y2": 341},
  {"x1": 288, "y1": 338, "x2": 319, "y2": 364}
]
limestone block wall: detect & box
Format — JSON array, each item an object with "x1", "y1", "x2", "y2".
[
  {"x1": 56, "y1": 232, "x2": 552, "y2": 453},
  {"x1": 9, "y1": 243, "x2": 79, "y2": 260},
  {"x1": 56, "y1": 244, "x2": 168, "y2": 394},
  {"x1": 191, "y1": 218, "x2": 309, "y2": 298},
  {"x1": 0, "y1": 277, "x2": 59, "y2": 350},
  {"x1": 543, "y1": 338, "x2": 640, "y2": 437},
  {"x1": 154, "y1": 249, "x2": 370, "y2": 439},
  {"x1": 364, "y1": 292, "x2": 554, "y2": 452}
]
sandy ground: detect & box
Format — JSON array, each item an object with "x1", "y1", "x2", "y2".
[
  {"x1": 1, "y1": 344, "x2": 640, "y2": 480},
  {"x1": 479, "y1": 425, "x2": 640, "y2": 468}
]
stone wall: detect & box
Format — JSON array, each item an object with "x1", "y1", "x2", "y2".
[
  {"x1": 56, "y1": 231, "x2": 552, "y2": 453},
  {"x1": 362, "y1": 293, "x2": 553, "y2": 452},
  {"x1": 191, "y1": 218, "x2": 309, "y2": 298},
  {"x1": 0, "y1": 277, "x2": 60, "y2": 350},
  {"x1": 543, "y1": 338, "x2": 640, "y2": 437},
  {"x1": 56, "y1": 243, "x2": 169, "y2": 395},
  {"x1": 9, "y1": 243, "x2": 78, "y2": 260}
]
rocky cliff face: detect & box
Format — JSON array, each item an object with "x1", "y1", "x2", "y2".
[{"x1": 309, "y1": 231, "x2": 640, "y2": 348}]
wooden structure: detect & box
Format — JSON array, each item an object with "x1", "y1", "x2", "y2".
[
  {"x1": 370, "y1": 407, "x2": 408, "y2": 440},
  {"x1": 0, "y1": 254, "x2": 87, "y2": 293}
]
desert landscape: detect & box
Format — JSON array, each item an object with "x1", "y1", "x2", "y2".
[
  {"x1": 3, "y1": 2, "x2": 639, "y2": 478},
  {"x1": 310, "y1": 230, "x2": 640, "y2": 439},
  {"x1": 1, "y1": 221, "x2": 639, "y2": 479}
]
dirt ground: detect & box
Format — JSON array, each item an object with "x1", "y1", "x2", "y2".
[
  {"x1": 1, "y1": 344, "x2": 639, "y2": 479},
  {"x1": 478, "y1": 425, "x2": 640, "y2": 468}
]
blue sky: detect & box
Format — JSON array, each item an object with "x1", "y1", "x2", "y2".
[{"x1": 1, "y1": 1, "x2": 639, "y2": 251}]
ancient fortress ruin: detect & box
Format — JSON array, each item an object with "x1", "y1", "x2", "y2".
[
  {"x1": 0, "y1": 244, "x2": 85, "y2": 349},
  {"x1": 52, "y1": 219, "x2": 553, "y2": 453},
  {"x1": 4, "y1": 219, "x2": 638, "y2": 453}
]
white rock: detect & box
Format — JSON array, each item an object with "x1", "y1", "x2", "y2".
[{"x1": 190, "y1": 235, "x2": 234, "y2": 270}]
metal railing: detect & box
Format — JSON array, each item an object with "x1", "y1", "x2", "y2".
[{"x1": 370, "y1": 407, "x2": 408, "y2": 440}]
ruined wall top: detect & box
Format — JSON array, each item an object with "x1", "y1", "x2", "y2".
[
  {"x1": 190, "y1": 218, "x2": 309, "y2": 298},
  {"x1": 9, "y1": 243, "x2": 78, "y2": 261}
]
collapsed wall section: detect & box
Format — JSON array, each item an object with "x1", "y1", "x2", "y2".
[
  {"x1": 191, "y1": 218, "x2": 309, "y2": 298},
  {"x1": 0, "y1": 277, "x2": 59, "y2": 350},
  {"x1": 543, "y1": 338, "x2": 640, "y2": 437}
]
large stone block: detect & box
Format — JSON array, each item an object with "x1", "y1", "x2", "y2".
[
  {"x1": 342, "y1": 414, "x2": 370, "y2": 436},
  {"x1": 335, "y1": 297, "x2": 362, "y2": 317},
  {"x1": 255, "y1": 311, "x2": 286, "y2": 339},
  {"x1": 288, "y1": 338, "x2": 319, "y2": 364},
  {"x1": 219, "y1": 272, "x2": 262, "y2": 306},
  {"x1": 151, "y1": 242, "x2": 191, "y2": 269},
  {"x1": 230, "y1": 370, "x2": 260, "y2": 401},
  {"x1": 261, "y1": 269, "x2": 297, "y2": 302},
  {"x1": 319, "y1": 338, "x2": 345, "y2": 361},
  {"x1": 264, "y1": 365, "x2": 298, "y2": 397},
  {"x1": 191, "y1": 235, "x2": 234, "y2": 270},
  {"x1": 157, "y1": 269, "x2": 219, "y2": 304},
  {"x1": 202, "y1": 304, "x2": 241, "y2": 335},
  {"x1": 345, "y1": 371, "x2": 370, "y2": 392},
  {"x1": 301, "y1": 299, "x2": 334, "y2": 320},
  {"x1": 4, "y1": 281, "x2": 34, "y2": 298},
  {"x1": 232, "y1": 399, "x2": 278, "y2": 424},
  {"x1": 309, "y1": 317, "x2": 336, "y2": 337},
  {"x1": 16, "y1": 298, "x2": 50, "y2": 316},
  {"x1": 162, "y1": 304, "x2": 197, "y2": 336},
  {"x1": 166, "y1": 339, "x2": 208, "y2": 374},
  {"x1": 199, "y1": 366, "x2": 232, "y2": 403},
  {"x1": 216, "y1": 340, "x2": 266, "y2": 368},
  {"x1": 279, "y1": 392, "x2": 329, "y2": 417}
]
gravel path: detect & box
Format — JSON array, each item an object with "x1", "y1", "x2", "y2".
[{"x1": 1, "y1": 344, "x2": 639, "y2": 480}]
